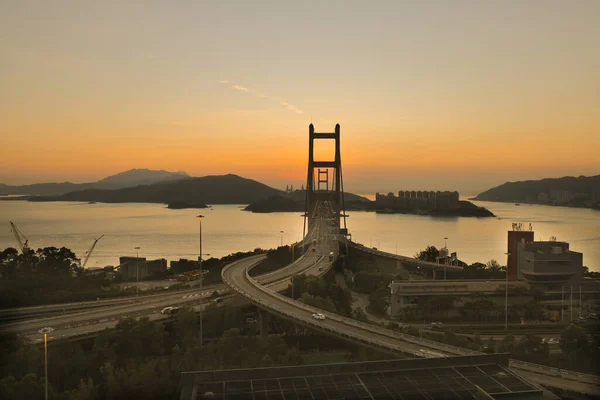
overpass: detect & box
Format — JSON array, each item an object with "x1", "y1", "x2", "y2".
[{"x1": 347, "y1": 240, "x2": 464, "y2": 274}]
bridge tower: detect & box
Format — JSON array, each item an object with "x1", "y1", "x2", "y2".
[{"x1": 303, "y1": 123, "x2": 347, "y2": 237}]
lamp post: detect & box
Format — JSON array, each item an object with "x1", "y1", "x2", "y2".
[
  {"x1": 504, "y1": 252, "x2": 510, "y2": 330},
  {"x1": 196, "y1": 215, "x2": 205, "y2": 347},
  {"x1": 134, "y1": 246, "x2": 140, "y2": 297},
  {"x1": 38, "y1": 327, "x2": 54, "y2": 400},
  {"x1": 280, "y1": 230, "x2": 284, "y2": 247}
]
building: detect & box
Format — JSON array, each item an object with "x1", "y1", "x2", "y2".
[
  {"x1": 517, "y1": 240, "x2": 583, "y2": 289},
  {"x1": 118, "y1": 256, "x2": 167, "y2": 280},
  {"x1": 389, "y1": 279, "x2": 527, "y2": 318},
  {"x1": 181, "y1": 354, "x2": 559, "y2": 400},
  {"x1": 375, "y1": 190, "x2": 459, "y2": 211},
  {"x1": 170, "y1": 258, "x2": 200, "y2": 274},
  {"x1": 507, "y1": 224, "x2": 534, "y2": 281}
]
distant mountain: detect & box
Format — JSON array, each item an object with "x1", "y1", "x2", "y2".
[
  {"x1": 474, "y1": 175, "x2": 600, "y2": 209},
  {"x1": 0, "y1": 169, "x2": 190, "y2": 196},
  {"x1": 28, "y1": 174, "x2": 282, "y2": 205},
  {"x1": 95, "y1": 169, "x2": 189, "y2": 188}
]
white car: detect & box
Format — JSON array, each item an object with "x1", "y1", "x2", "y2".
[
  {"x1": 546, "y1": 338, "x2": 559, "y2": 344},
  {"x1": 161, "y1": 307, "x2": 174, "y2": 315},
  {"x1": 312, "y1": 313, "x2": 326, "y2": 320}
]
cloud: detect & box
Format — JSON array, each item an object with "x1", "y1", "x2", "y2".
[
  {"x1": 217, "y1": 80, "x2": 305, "y2": 115},
  {"x1": 280, "y1": 101, "x2": 304, "y2": 115}
]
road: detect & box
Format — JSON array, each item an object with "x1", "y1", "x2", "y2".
[
  {"x1": 222, "y1": 221, "x2": 600, "y2": 395},
  {"x1": 3, "y1": 232, "x2": 328, "y2": 343}
]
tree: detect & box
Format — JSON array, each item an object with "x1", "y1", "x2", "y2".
[
  {"x1": 368, "y1": 288, "x2": 389, "y2": 316},
  {"x1": 0, "y1": 374, "x2": 47, "y2": 400},
  {"x1": 560, "y1": 325, "x2": 590, "y2": 365},
  {"x1": 352, "y1": 307, "x2": 369, "y2": 323},
  {"x1": 353, "y1": 271, "x2": 385, "y2": 293},
  {"x1": 498, "y1": 335, "x2": 516, "y2": 354},
  {"x1": 173, "y1": 307, "x2": 198, "y2": 350},
  {"x1": 414, "y1": 246, "x2": 439, "y2": 262},
  {"x1": 485, "y1": 337, "x2": 496, "y2": 353},
  {"x1": 36, "y1": 246, "x2": 81, "y2": 276},
  {"x1": 298, "y1": 293, "x2": 336, "y2": 313},
  {"x1": 514, "y1": 335, "x2": 549, "y2": 363}
]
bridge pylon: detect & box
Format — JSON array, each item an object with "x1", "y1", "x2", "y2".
[{"x1": 303, "y1": 123, "x2": 347, "y2": 238}]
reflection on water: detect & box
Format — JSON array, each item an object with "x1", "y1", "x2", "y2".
[{"x1": 1, "y1": 199, "x2": 599, "y2": 271}]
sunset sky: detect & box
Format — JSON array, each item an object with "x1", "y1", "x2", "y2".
[{"x1": 1, "y1": 1, "x2": 598, "y2": 194}]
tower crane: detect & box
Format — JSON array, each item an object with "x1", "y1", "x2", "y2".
[
  {"x1": 81, "y1": 235, "x2": 105, "y2": 268},
  {"x1": 9, "y1": 221, "x2": 29, "y2": 253}
]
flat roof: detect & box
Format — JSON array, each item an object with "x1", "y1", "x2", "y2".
[{"x1": 181, "y1": 354, "x2": 558, "y2": 400}]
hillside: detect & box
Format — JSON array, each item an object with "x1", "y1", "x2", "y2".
[
  {"x1": 28, "y1": 174, "x2": 282, "y2": 205},
  {"x1": 474, "y1": 175, "x2": 600, "y2": 208},
  {"x1": 0, "y1": 169, "x2": 189, "y2": 196}
]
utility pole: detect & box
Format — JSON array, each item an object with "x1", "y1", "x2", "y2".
[
  {"x1": 38, "y1": 327, "x2": 54, "y2": 400},
  {"x1": 504, "y1": 252, "x2": 510, "y2": 330},
  {"x1": 579, "y1": 286, "x2": 582, "y2": 318},
  {"x1": 44, "y1": 333, "x2": 48, "y2": 400},
  {"x1": 135, "y1": 247, "x2": 140, "y2": 297},
  {"x1": 570, "y1": 286, "x2": 573, "y2": 322},
  {"x1": 197, "y1": 215, "x2": 204, "y2": 347},
  {"x1": 561, "y1": 286, "x2": 564, "y2": 322}
]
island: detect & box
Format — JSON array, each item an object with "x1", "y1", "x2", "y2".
[
  {"x1": 245, "y1": 194, "x2": 494, "y2": 217},
  {"x1": 166, "y1": 202, "x2": 209, "y2": 210},
  {"x1": 472, "y1": 174, "x2": 600, "y2": 210},
  {"x1": 373, "y1": 190, "x2": 495, "y2": 217}
]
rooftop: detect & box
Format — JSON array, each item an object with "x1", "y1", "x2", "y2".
[{"x1": 181, "y1": 354, "x2": 558, "y2": 400}]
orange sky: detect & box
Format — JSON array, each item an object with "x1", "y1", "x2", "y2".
[{"x1": 1, "y1": 1, "x2": 599, "y2": 193}]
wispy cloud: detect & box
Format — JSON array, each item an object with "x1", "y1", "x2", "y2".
[{"x1": 216, "y1": 80, "x2": 304, "y2": 115}]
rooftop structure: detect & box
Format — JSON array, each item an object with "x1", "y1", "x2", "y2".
[
  {"x1": 517, "y1": 241, "x2": 583, "y2": 289},
  {"x1": 375, "y1": 190, "x2": 459, "y2": 211},
  {"x1": 118, "y1": 256, "x2": 167, "y2": 279},
  {"x1": 180, "y1": 354, "x2": 558, "y2": 400},
  {"x1": 389, "y1": 280, "x2": 528, "y2": 318}
]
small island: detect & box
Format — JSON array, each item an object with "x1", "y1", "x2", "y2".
[
  {"x1": 245, "y1": 192, "x2": 494, "y2": 217},
  {"x1": 166, "y1": 202, "x2": 209, "y2": 210},
  {"x1": 374, "y1": 190, "x2": 494, "y2": 217}
]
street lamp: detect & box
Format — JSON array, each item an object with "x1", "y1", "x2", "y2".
[
  {"x1": 38, "y1": 326, "x2": 54, "y2": 400},
  {"x1": 504, "y1": 252, "x2": 510, "y2": 330},
  {"x1": 280, "y1": 230, "x2": 284, "y2": 247},
  {"x1": 196, "y1": 215, "x2": 205, "y2": 347},
  {"x1": 134, "y1": 247, "x2": 141, "y2": 297}
]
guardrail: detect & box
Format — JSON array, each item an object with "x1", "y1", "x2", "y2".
[{"x1": 347, "y1": 240, "x2": 463, "y2": 271}]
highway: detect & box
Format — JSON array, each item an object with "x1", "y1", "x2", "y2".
[
  {"x1": 348, "y1": 240, "x2": 463, "y2": 272},
  {"x1": 2, "y1": 232, "x2": 331, "y2": 343},
  {"x1": 221, "y1": 218, "x2": 600, "y2": 395}
]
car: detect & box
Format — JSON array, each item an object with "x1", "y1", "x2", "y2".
[
  {"x1": 38, "y1": 327, "x2": 54, "y2": 334},
  {"x1": 312, "y1": 313, "x2": 326, "y2": 320},
  {"x1": 545, "y1": 338, "x2": 559, "y2": 344},
  {"x1": 161, "y1": 307, "x2": 174, "y2": 315}
]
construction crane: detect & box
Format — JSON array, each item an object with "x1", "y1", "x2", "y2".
[
  {"x1": 9, "y1": 221, "x2": 29, "y2": 253},
  {"x1": 81, "y1": 235, "x2": 105, "y2": 268}
]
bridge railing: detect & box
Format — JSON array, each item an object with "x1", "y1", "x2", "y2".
[{"x1": 222, "y1": 256, "x2": 420, "y2": 355}]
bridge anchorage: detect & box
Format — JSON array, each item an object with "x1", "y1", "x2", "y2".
[{"x1": 303, "y1": 124, "x2": 349, "y2": 254}]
